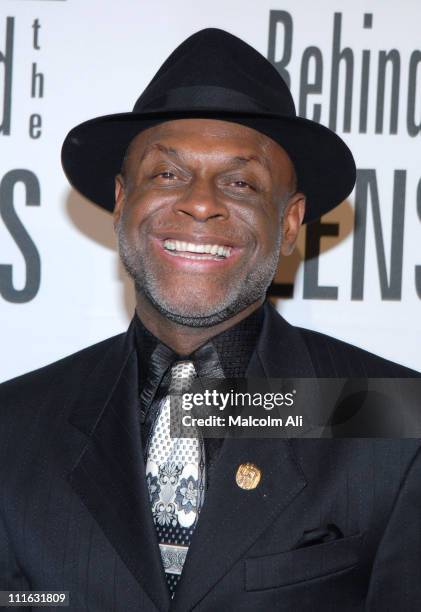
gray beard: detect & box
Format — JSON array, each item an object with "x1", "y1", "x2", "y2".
[{"x1": 115, "y1": 214, "x2": 283, "y2": 328}]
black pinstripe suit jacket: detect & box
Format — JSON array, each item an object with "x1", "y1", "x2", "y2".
[{"x1": 1, "y1": 301, "x2": 421, "y2": 611}]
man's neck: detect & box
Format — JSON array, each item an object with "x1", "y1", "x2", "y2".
[{"x1": 134, "y1": 294, "x2": 265, "y2": 355}]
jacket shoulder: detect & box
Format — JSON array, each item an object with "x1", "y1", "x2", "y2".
[
  {"x1": 297, "y1": 326, "x2": 420, "y2": 377},
  {"x1": 0, "y1": 332, "x2": 127, "y2": 404}
]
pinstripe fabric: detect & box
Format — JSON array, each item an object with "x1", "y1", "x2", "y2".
[{"x1": 0, "y1": 301, "x2": 420, "y2": 611}]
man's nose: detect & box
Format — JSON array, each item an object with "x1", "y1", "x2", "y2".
[{"x1": 172, "y1": 178, "x2": 229, "y2": 222}]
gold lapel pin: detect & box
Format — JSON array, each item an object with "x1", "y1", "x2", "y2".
[{"x1": 236, "y1": 463, "x2": 261, "y2": 490}]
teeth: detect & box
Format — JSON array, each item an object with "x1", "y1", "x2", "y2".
[{"x1": 163, "y1": 240, "x2": 231, "y2": 258}]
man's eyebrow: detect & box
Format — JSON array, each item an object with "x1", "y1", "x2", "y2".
[
  {"x1": 138, "y1": 143, "x2": 180, "y2": 164},
  {"x1": 137, "y1": 143, "x2": 270, "y2": 170},
  {"x1": 230, "y1": 155, "x2": 270, "y2": 170}
]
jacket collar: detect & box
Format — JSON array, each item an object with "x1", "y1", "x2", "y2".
[{"x1": 251, "y1": 300, "x2": 316, "y2": 378}]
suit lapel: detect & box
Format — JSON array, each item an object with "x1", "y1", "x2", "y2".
[
  {"x1": 67, "y1": 322, "x2": 170, "y2": 612},
  {"x1": 172, "y1": 302, "x2": 314, "y2": 612}
]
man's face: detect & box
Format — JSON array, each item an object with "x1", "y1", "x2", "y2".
[{"x1": 114, "y1": 119, "x2": 304, "y2": 327}]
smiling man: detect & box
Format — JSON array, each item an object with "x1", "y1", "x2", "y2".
[
  {"x1": 1, "y1": 28, "x2": 421, "y2": 612},
  {"x1": 114, "y1": 118, "x2": 304, "y2": 351}
]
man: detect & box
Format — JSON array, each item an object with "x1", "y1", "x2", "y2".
[{"x1": 1, "y1": 28, "x2": 420, "y2": 611}]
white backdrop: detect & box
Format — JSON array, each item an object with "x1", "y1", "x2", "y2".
[{"x1": 1, "y1": 0, "x2": 420, "y2": 382}]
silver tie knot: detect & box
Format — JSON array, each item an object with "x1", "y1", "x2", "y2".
[{"x1": 168, "y1": 360, "x2": 196, "y2": 394}]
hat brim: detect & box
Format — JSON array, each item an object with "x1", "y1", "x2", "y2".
[{"x1": 61, "y1": 110, "x2": 356, "y2": 224}]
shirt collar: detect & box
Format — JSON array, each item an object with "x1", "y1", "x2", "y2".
[{"x1": 134, "y1": 303, "x2": 265, "y2": 389}]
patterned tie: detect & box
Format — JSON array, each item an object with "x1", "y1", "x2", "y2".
[{"x1": 145, "y1": 361, "x2": 206, "y2": 594}]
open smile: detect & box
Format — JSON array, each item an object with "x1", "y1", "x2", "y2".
[
  {"x1": 163, "y1": 239, "x2": 232, "y2": 260},
  {"x1": 151, "y1": 234, "x2": 243, "y2": 270}
]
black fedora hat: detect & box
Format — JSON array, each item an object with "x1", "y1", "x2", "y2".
[{"x1": 61, "y1": 28, "x2": 356, "y2": 223}]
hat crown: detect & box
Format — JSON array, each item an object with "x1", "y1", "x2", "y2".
[
  {"x1": 133, "y1": 28, "x2": 296, "y2": 116},
  {"x1": 61, "y1": 28, "x2": 356, "y2": 222}
]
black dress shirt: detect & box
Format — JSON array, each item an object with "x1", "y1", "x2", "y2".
[{"x1": 134, "y1": 304, "x2": 265, "y2": 487}]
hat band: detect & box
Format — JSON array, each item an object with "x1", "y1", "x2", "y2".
[{"x1": 135, "y1": 85, "x2": 273, "y2": 114}]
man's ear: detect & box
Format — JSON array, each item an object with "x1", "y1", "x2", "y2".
[
  {"x1": 113, "y1": 174, "x2": 125, "y2": 227},
  {"x1": 280, "y1": 192, "x2": 306, "y2": 256}
]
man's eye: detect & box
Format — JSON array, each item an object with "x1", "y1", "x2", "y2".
[
  {"x1": 156, "y1": 171, "x2": 176, "y2": 180},
  {"x1": 232, "y1": 180, "x2": 254, "y2": 190}
]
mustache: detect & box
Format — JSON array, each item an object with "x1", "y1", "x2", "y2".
[{"x1": 147, "y1": 219, "x2": 250, "y2": 244}]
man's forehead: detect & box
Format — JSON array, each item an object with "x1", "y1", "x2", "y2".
[
  {"x1": 128, "y1": 118, "x2": 271, "y2": 147},
  {"x1": 123, "y1": 118, "x2": 294, "y2": 173}
]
